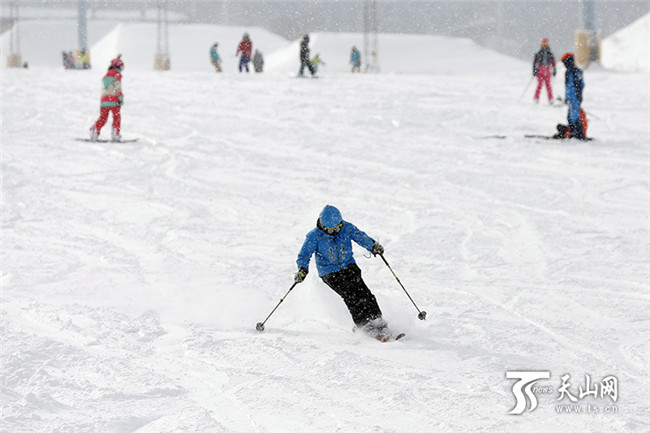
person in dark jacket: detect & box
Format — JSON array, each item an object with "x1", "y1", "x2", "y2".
[
  {"x1": 295, "y1": 205, "x2": 387, "y2": 336},
  {"x1": 561, "y1": 52, "x2": 586, "y2": 140},
  {"x1": 299, "y1": 34, "x2": 316, "y2": 76},
  {"x1": 532, "y1": 38, "x2": 556, "y2": 103},
  {"x1": 252, "y1": 49, "x2": 264, "y2": 72}
]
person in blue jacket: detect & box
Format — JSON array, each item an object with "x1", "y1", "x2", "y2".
[
  {"x1": 561, "y1": 52, "x2": 586, "y2": 140},
  {"x1": 209, "y1": 42, "x2": 222, "y2": 72},
  {"x1": 295, "y1": 205, "x2": 385, "y2": 332},
  {"x1": 350, "y1": 46, "x2": 361, "y2": 73}
]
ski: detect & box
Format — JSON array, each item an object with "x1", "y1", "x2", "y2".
[
  {"x1": 524, "y1": 134, "x2": 594, "y2": 141},
  {"x1": 75, "y1": 138, "x2": 139, "y2": 143},
  {"x1": 354, "y1": 324, "x2": 405, "y2": 342},
  {"x1": 373, "y1": 332, "x2": 406, "y2": 343},
  {"x1": 477, "y1": 135, "x2": 593, "y2": 141}
]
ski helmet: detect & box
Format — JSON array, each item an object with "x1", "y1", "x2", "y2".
[
  {"x1": 561, "y1": 52, "x2": 575, "y2": 67},
  {"x1": 110, "y1": 55, "x2": 124, "y2": 70},
  {"x1": 541, "y1": 38, "x2": 550, "y2": 46},
  {"x1": 561, "y1": 52, "x2": 574, "y2": 62},
  {"x1": 318, "y1": 205, "x2": 342, "y2": 234}
]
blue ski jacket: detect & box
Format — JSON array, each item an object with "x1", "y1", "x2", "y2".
[
  {"x1": 297, "y1": 221, "x2": 376, "y2": 277},
  {"x1": 565, "y1": 66, "x2": 584, "y2": 122}
]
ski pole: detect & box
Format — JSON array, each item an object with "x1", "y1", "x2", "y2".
[
  {"x1": 256, "y1": 282, "x2": 298, "y2": 331},
  {"x1": 379, "y1": 254, "x2": 427, "y2": 320},
  {"x1": 519, "y1": 76, "x2": 535, "y2": 100},
  {"x1": 556, "y1": 97, "x2": 600, "y2": 119}
]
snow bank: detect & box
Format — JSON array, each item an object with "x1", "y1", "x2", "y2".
[{"x1": 601, "y1": 12, "x2": 650, "y2": 72}]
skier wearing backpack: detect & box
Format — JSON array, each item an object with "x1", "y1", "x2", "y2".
[
  {"x1": 294, "y1": 205, "x2": 391, "y2": 338},
  {"x1": 532, "y1": 38, "x2": 556, "y2": 104},
  {"x1": 89, "y1": 55, "x2": 124, "y2": 142},
  {"x1": 561, "y1": 52, "x2": 586, "y2": 140}
]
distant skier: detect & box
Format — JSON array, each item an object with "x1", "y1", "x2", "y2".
[
  {"x1": 78, "y1": 48, "x2": 91, "y2": 69},
  {"x1": 294, "y1": 205, "x2": 391, "y2": 339},
  {"x1": 350, "y1": 46, "x2": 362, "y2": 73},
  {"x1": 62, "y1": 51, "x2": 74, "y2": 69},
  {"x1": 89, "y1": 55, "x2": 124, "y2": 142},
  {"x1": 252, "y1": 49, "x2": 264, "y2": 73},
  {"x1": 560, "y1": 52, "x2": 586, "y2": 140},
  {"x1": 210, "y1": 42, "x2": 222, "y2": 72},
  {"x1": 299, "y1": 34, "x2": 316, "y2": 77},
  {"x1": 311, "y1": 54, "x2": 324, "y2": 73},
  {"x1": 236, "y1": 33, "x2": 252, "y2": 73},
  {"x1": 532, "y1": 38, "x2": 556, "y2": 104}
]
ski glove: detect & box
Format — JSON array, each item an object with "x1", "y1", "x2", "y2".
[
  {"x1": 294, "y1": 267, "x2": 308, "y2": 283},
  {"x1": 371, "y1": 242, "x2": 384, "y2": 256},
  {"x1": 117, "y1": 95, "x2": 124, "y2": 106}
]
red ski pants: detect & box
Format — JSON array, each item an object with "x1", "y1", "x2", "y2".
[
  {"x1": 534, "y1": 66, "x2": 553, "y2": 101},
  {"x1": 94, "y1": 106, "x2": 121, "y2": 135}
]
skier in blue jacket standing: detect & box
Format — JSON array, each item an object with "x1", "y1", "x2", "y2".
[
  {"x1": 561, "y1": 52, "x2": 586, "y2": 140},
  {"x1": 294, "y1": 205, "x2": 387, "y2": 336}
]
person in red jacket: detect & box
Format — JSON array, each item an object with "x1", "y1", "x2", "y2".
[
  {"x1": 235, "y1": 33, "x2": 252, "y2": 73},
  {"x1": 90, "y1": 55, "x2": 124, "y2": 142}
]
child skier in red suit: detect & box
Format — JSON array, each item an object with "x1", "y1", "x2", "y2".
[{"x1": 90, "y1": 55, "x2": 124, "y2": 142}]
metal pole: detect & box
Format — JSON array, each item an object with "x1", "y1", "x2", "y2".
[{"x1": 78, "y1": 0, "x2": 88, "y2": 52}]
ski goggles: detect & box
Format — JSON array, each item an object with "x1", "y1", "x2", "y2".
[{"x1": 323, "y1": 222, "x2": 342, "y2": 235}]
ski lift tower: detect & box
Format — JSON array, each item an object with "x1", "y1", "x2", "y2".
[
  {"x1": 575, "y1": 0, "x2": 600, "y2": 67},
  {"x1": 154, "y1": 0, "x2": 171, "y2": 70},
  {"x1": 363, "y1": 0, "x2": 379, "y2": 73},
  {"x1": 77, "y1": 0, "x2": 90, "y2": 68},
  {"x1": 6, "y1": 0, "x2": 22, "y2": 68}
]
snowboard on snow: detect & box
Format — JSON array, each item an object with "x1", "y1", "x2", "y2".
[{"x1": 75, "y1": 137, "x2": 140, "y2": 143}]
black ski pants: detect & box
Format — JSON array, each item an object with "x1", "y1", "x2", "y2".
[{"x1": 321, "y1": 263, "x2": 382, "y2": 327}]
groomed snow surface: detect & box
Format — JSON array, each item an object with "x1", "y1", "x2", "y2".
[{"x1": 2, "y1": 22, "x2": 650, "y2": 433}]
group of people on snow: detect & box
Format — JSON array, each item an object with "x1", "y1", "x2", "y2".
[
  {"x1": 210, "y1": 34, "x2": 265, "y2": 73},
  {"x1": 62, "y1": 49, "x2": 91, "y2": 70},
  {"x1": 87, "y1": 36, "x2": 589, "y2": 144},
  {"x1": 531, "y1": 38, "x2": 588, "y2": 140}
]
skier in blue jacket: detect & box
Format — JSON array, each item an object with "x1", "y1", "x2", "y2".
[
  {"x1": 561, "y1": 52, "x2": 586, "y2": 140},
  {"x1": 295, "y1": 205, "x2": 386, "y2": 333}
]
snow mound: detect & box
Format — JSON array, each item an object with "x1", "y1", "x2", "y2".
[
  {"x1": 601, "y1": 12, "x2": 650, "y2": 72},
  {"x1": 91, "y1": 23, "x2": 290, "y2": 73}
]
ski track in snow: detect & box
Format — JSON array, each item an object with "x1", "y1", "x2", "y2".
[{"x1": 1, "y1": 61, "x2": 649, "y2": 433}]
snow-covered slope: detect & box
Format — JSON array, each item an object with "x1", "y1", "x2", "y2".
[
  {"x1": 601, "y1": 12, "x2": 650, "y2": 72},
  {"x1": 1, "y1": 21, "x2": 649, "y2": 433}
]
